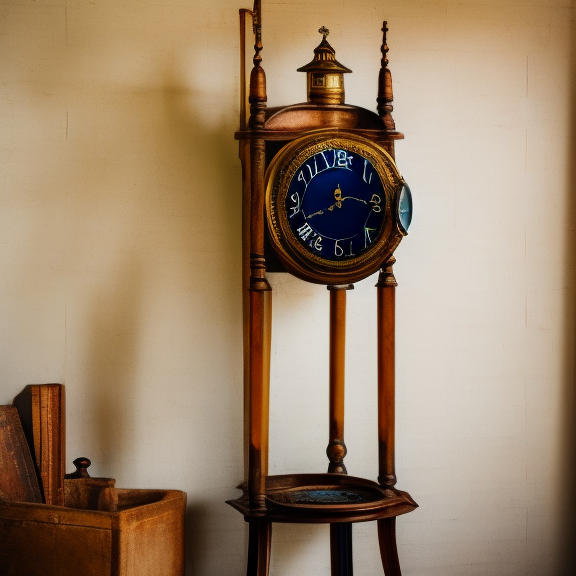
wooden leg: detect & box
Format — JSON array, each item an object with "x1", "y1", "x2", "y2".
[
  {"x1": 377, "y1": 518, "x2": 401, "y2": 576},
  {"x1": 246, "y1": 519, "x2": 272, "y2": 576},
  {"x1": 330, "y1": 523, "x2": 353, "y2": 576}
]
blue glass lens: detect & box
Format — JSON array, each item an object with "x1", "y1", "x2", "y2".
[{"x1": 398, "y1": 182, "x2": 412, "y2": 233}]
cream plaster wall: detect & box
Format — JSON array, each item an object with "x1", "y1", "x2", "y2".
[{"x1": 1, "y1": 1, "x2": 575, "y2": 575}]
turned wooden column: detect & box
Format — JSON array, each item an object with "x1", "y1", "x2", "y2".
[
  {"x1": 376, "y1": 257, "x2": 402, "y2": 576},
  {"x1": 247, "y1": 518, "x2": 272, "y2": 576},
  {"x1": 377, "y1": 257, "x2": 397, "y2": 489},
  {"x1": 327, "y1": 284, "x2": 354, "y2": 576},
  {"x1": 247, "y1": 1, "x2": 271, "y2": 513},
  {"x1": 240, "y1": 4, "x2": 253, "y2": 489},
  {"x1": 326, "y1": 284, "x2": 353, "y2": 474}
]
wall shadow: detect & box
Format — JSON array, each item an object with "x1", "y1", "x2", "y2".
[
  {"x1": 83, "y1": 255, "x2": 143, "y2": 474},
  {"x1": 159, "y1": 69, "x2": 242, "y2": 576},
  {"x1": 3, "y1": 6, "x2": 243, "y2": 573}
]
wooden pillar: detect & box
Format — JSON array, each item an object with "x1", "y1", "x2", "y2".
[
  {"x1": 377, "y1": 258, "x2": 397, "y2": 488},
  {"x1": 376, "y1": 258, "x2": 403, "y2": 576},
  {"x1": 326, "y1": 284, "x2": 353, "y2": 474},
  {"x1": 376, "y1": 26, "x2": 403, "y2": 576},
  {"x1": 239, "y1": 4, "x2": 253, "y2": 489},
  {"x1": 330, "y1": 523, "x2": 353, "y2": 576},
  {"x1": 246, "y1": 0, "x2": 271, "y2": 513},
  {"x1": 246, "y1": 519, "x2": 272, "y2": 576}
]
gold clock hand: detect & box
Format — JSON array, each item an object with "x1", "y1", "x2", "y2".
[
  {"x1": 306, "y1": 192, "x2": 369, "y2": 219},
  {"x1": 334, "y1": 184, "x2": 342, "y2": 208}
]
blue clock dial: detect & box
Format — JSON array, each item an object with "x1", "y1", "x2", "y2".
[{"x1": 285, "y1": 149, "x2": 386, "y2": 261}]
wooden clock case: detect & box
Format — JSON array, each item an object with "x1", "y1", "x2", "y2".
[{"x1": 228, "y1": 3, "x2": 417, "y2": 575}]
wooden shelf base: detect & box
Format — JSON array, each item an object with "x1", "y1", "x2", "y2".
[{"x1": 227, "y1": 473, "x2": 417, "y2": 524}]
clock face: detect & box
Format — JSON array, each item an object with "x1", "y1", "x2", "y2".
[
  {"x1": 285, "y1": 148, "x2": 386, "y2": 262},
  {"x1": 266, "y1": 133, "x2": 406, "y2": 284}
]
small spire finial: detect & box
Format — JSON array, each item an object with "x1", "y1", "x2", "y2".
[
  {"x1": 377, "y1": 20, "x2": 395, "y2": 129},
  {"x1": 381, "y1": 21, "x2": 389, "y2": 68},
  {"x1": 319, "y1": 26, "x2": 329, "y2": 40}
]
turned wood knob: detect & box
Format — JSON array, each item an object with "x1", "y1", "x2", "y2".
[{"x1": 65, "y1": 457, "x2": 92, "y2": 479}]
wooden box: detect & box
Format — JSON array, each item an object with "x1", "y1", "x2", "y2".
[
  {"x1": 0, "y1": 385, "x2": 186, "y2": 576},
  {"x1": 0, "y1": 488, "x2": 186, "y2": 576}
]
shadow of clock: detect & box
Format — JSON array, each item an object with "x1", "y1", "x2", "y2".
[{"x1": 158, "y1": 72, "x2": 246, "y2": 574}]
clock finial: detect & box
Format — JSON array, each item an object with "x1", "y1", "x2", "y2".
[
  {"x1": 297, "y1": 27, "x2": 352, "y2": 104},
  {"x1": 248, "y1": 0, "x2": 267, "y2": 130},
  {"x1": 377, "y1": 20, "x2": 395, "y2": 129}
]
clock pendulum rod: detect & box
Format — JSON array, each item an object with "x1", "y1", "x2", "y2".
[{"x1": 376, "y1": 256, "x2": 402, "y2": 575}]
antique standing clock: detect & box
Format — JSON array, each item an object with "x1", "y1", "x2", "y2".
[{"x1": 227, "y1": 3, "x2": 416, "y2": 575}]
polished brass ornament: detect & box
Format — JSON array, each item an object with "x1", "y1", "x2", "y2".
[{"x1": 297, "y1": 27, "x2": 352, "y2": 104}]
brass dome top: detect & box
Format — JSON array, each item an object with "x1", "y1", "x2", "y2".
[{"x1": 296, "y1": 27, "x2": 352, "y2": 74}]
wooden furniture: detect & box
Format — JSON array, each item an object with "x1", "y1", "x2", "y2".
[
  {"x1": 0, "y1": 405, "x2": 43, "y2": 504},
  {"x1": 0, "y1": 384, "x2": 186, "y2": 576},
  {"x1": 13, "y1": 384, "x2": 66, "y2": 505},
  {"x1": 228, "y1": 3, "x2": 416, "y2": 575}
]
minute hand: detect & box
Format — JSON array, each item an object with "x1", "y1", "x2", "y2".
[{"x1": 306, "y1": 196, "x2": 368, "y2": 219}]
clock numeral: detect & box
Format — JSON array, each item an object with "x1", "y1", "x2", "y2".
[
  {"x1": 289, "y1": 191, "x2": 300, "y2": 218},
  {"x1": 364, "y1": 226, "x2": 376, "y2": 248},
  {"x1": 297, "y1": 222, "x2": 315, "y2": 241},
  {"x1": 319, "y1": 150, "x2": 333, "y2": 170},
  {"x1": 334, "y1": 239, "x2": 344, "y2": 257},
  {"x1": 306, "y1": 157, "x2": 319, "y2": 180},
  {"x1": 297, "y1": 170, "x2": 309, "y2": 190},
  {"x1": 336, "y1": 150, "x2": 352, "y2": 170},
  {"x1": 363, "y1": 160, "x2": 373, "y2": 184},
  {"x1": 370, "y1": 194, "x2": 382, "y2": 212},
  {"x1": 333, "y1": 239, "x2": 354, "y2": 257},
  {"x1": 296, "y1": 222, "x2": 323, "y2": 251}
]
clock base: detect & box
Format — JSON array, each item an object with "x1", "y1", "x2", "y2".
[{"x1": 226, "y1": 472, "x2": 417, "y2": 523}]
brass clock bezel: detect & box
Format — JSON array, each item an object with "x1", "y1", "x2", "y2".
[{"x1": 265, "y1": 131, "x2": 404, "y2": 284}]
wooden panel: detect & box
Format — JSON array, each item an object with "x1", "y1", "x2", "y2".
[
  {"x1": 0, "y1": 517, "x2": 113, "y2": 576},
  {"x1": 65, "y1": 477, "x2": 118, "y2": 512},
  {"x1": 115, "y1": 490, "x2": 186, "y2": 576},
  {"x1": 0, "y1": 406, "x2": 42, "y2": 503},
  {"x1": 13, "y1": 384, "x2": 65, "y2": 505},
  {"x1": 0, "y1": 489, "x2": 186, "y2": 576}
]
